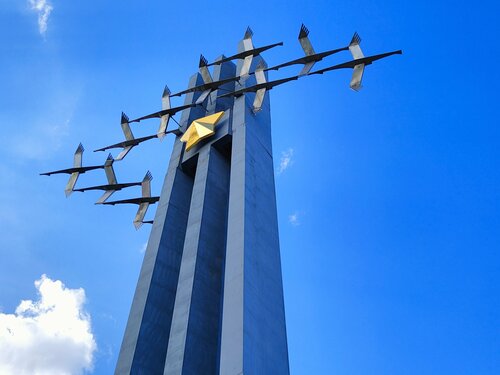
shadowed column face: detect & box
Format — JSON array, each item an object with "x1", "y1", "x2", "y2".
[
  {"x1": 163, "y1": 59, "x2": 235, "y2": 375},
  {"x1": 114, "y1": 74, "x2": 206, "y2": 375},
  {"x1": 164, "y1": 145, "x2": 231, "y2": 375}
]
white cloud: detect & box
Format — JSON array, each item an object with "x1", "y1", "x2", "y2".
[
  {"x1": 288, "y1": 212, "x2": 300, "y2": 226},
  {"x1": 140, "y1": 242, "x2": 148, "y2": 254},
  {"x1": 0, "y1": 275, "x2": 97, "y2": 375},
  {"x1": 278, "y1": 148, "x2": 294, "y2": 174},
  {"x1": 28, "y1": 0, "x2": 53, "y2": 36}
]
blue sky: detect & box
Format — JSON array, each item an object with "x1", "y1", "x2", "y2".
[{"x1": 0, "y1": 0, "x2": 499, "y2": 374}]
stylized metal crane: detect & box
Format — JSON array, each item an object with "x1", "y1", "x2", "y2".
[
  {"x1": 41, "y1": 25, "x2": 402, "y2": 227},
  {"x1": 170, "y1": 56, "x2": 244, "y2": 104},
  {"x1": 73, "y1": 154, "x2": 144, "y2": 204},
  {"x1": 309, "y1": 32, "x2": 402, "y2": 91},
  {"x1": 101, "y1": 171, "x2": 159, "y2": 229},
  {"x1": 265, "y1": 24, "x2": 350, "y2": 76},
  {"x1": 130, "y1": 85, "x2": 197, "y2": 138},
  {"x1": 206, "y1": 27, "x2": 283, "y2": 76},
  {"x1": 218, "y1": 62, "x2": 299, "y2": 112},
  {"x1": 40, "y1": 143, "x2": 107, "y2": 197},
  {"x1": 93, "y1": 113, "x2": 158, "y2": 161}
]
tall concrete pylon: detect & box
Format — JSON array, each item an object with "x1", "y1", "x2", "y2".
[{"x1": 115, "y1": 38, "x2": 289, "y2": 375}]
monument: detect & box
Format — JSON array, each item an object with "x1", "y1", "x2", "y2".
[{"x1": 41, "y1": 25, "x2": 401, "y2": 375}]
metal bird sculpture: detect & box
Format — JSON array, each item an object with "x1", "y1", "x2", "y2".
[
  {"x1": 170, "y1": 55, "x2": 243, "y2": 104},
  {"x1": 309, "y1": 32, "x2": 402, "y2": 91},
  {"x1": 172, "y1": 27, "x2": 283, "y2": 102},
  {"x1": 40, "y1": 143, "x2": 106, "y2": 197},
  {"x1": 206, "y1": 27, "x2": 283, "y2": 77},
  {"x1": 102, "y1": 171, "x2": 159, "y2": 229},
  {"x1": 129, "y1": 86, "x2": 194, "y2": 138},
  {"x1": 41, "y1": 25, "x2": 403, "y2": 229},
  {"x1": 218, "y1": 62, "x2": 298, "y2": 112},
  {"x1": 266, "y1": 24, "x2": 350, "y2": 76},
  {"x1": 73, "y1": 154, "x2": 144, "y2": 204},
  {"x1": 94, "y1": 113, "x2": 159, "y2": 161}
]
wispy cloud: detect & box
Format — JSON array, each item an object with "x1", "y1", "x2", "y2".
[
  {"x1": 28, "y1": 0, "x2": 53, "y2": 36},
  {"x1": 278, "y1": 148, "x2": 294, "y2": 174},
  {"x1": 140, "y1": 242, "x2": 148, "y2": 254},
  {"x1": 0, "y1": 275, "x2": 96, "y2": 375},
  {"x1": 288, "y1": 211, "x2": 300, "y2": 226}
]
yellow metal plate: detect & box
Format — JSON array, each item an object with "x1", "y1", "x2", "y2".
[{"x1": 181, "y1": 111, "x2": 224, "y2": 151}]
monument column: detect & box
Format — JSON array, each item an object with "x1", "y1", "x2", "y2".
[
  {"x1": 218, "y1": 58, "x2": 290, "y2": 374},
  {"x1": 114, "y1": 74, "x2": 207, "y2": 375}
]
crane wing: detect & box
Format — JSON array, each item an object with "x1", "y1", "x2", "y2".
[
  {"x1": 240, "y1": 55, "x2": 253, "y2": 77},
  {"x1": 298, "y1": 24, "x2": 315, "y2": 56},
  {"x1": 116, "y1": 146, "x2": 133, "y2": 161},
  {"x1": 142, "y1": 171, "x2": 152, "y2": 198},
  {"x1": 73, "y1": 143, "x2": 84, "y2": 168},
  {"x1": 161, "y1": 85, "x2": 171, "y2": 110},
  {"x1": 133, "y1": 202, "x2": 150, "y2": 230},
  {"x1": 158, "y1": 85, "x2": 172, "y2": 138},
  {"x1": 253, "y1": 62, "x2": 267, "y2": 111},
  {"x1": 350, "y1": 64, "x2": 365, "y2": 91},
  {"x1": 299, "y1": 61, "x2": 316, "y2": 76},
  {"x1": 65, "y1": 172, "x2": 79, "y2": 197},
  {"x1": 121, "y1": 113, "x2": 134, "y2": 141},
  {"x1": 195, "y1": 89, "x2": 212, "y2": 105},
  {"x1": 96, "y1": 189, "x2": 116, "y2": 204},
  {"x1": 104, "y1": 154, "x2": 117, "y2": 184},
  {"x1": 349, "y1": 32, "x2": 364, "y2": 59},
  {"x1": 242, "y1": 27, "x2": 254, "y2": 51},
  {"x1": 199, "y1": 55, "x2": 213, "y2": 84}
]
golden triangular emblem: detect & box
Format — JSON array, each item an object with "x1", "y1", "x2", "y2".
[{"x1": 181, "y1": 111, "x2": 224, "y2": 151}]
